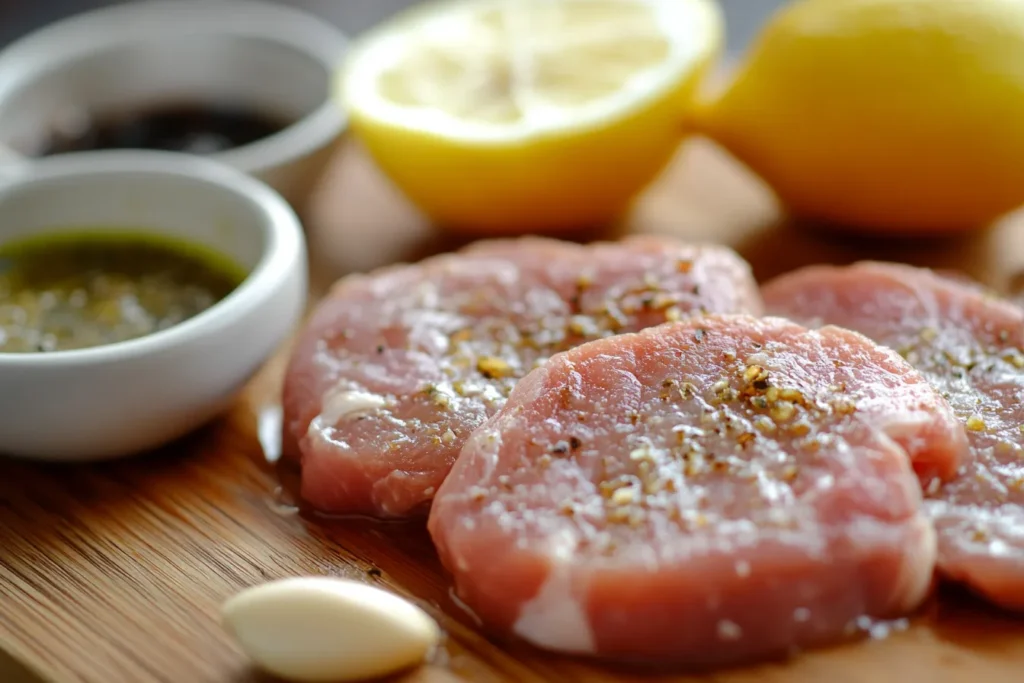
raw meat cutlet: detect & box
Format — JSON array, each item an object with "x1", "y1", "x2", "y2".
[
  {"x1": 282, "y1": 236, "x2": 762, "y2": 518},
  {"x1": 763, "y1": 261, "x2": 1024, "y2": 610},
  {"x1": 428, "y1": 315, "x2": 966, "y2": 664}
]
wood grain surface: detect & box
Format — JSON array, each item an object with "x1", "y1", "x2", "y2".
[{"x1": 4, "y1": 136, "x2": 1024, "y2": 683}]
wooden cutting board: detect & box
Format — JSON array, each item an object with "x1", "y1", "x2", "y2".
[{"x1": 4, "y1": 137, "x2": 1024, "y2": 683}]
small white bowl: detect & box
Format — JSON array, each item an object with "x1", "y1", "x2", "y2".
[
  {"x1": 0, "y1": 150, "x2": 307, "y2": 462},
  {"x1": 0, "y1": 0, "x2": 348, "y2": 207}
]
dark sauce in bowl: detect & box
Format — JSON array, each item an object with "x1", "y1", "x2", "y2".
[
  {"x1": 36, "y1": 103, "x2": 292, "y2": 156},
  {"x1": 0, "y1": 231, "x2": 246, "y2": 353}
]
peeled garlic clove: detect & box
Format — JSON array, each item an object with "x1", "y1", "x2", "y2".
[{"x1": 222, "y1": 576, "x2": 440, "y2": 682}]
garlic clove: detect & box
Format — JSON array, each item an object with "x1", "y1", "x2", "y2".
[{"x1": 222, "y1": 576, "x2": 440, "y2": 682}]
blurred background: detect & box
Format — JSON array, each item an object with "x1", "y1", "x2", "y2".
[{"x1": 0, "y1": 0, "x2": 785, "y2": 54}]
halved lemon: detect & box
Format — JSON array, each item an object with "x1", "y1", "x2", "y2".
[{"x1": 338, "y1": 0, "x2": 722, "y2": 234}]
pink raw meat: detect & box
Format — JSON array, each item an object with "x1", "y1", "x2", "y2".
[
  {"x1": 764, "y1": 261, "x2": 1024, "y2": 610},
  {"x1": 282, "y1": 236, "x2": 762, "y2": 518},
  {"x1": 428, "y1": 315, "x2": 966, "y2": 663}
]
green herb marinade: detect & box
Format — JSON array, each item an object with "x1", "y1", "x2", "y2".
[{"x1": 0, "y1": 229, "x2": 246, "y2": 353}]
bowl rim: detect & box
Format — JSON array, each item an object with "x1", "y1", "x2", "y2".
[
  {"x1": 0, "y1": 149, "x2": 307, "y2": 369},
  {"x1": 0, "y1": 0, "x2": 349, "y2": 175}
]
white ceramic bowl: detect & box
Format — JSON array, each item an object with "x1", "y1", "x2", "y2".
[
  {"x1": 0, "y1": 150, "x2": 307, "y2": 461},
  {"x1": 0, "y1": 0, "x2": 348, "y2": 207}
]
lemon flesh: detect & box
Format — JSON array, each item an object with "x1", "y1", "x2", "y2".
[
  {"x1": 700, "y1": 0, "x2": 1024, "y2": 235},
  {"x1": 340, "y1": 0, "x2": 722, "y2": 233}
]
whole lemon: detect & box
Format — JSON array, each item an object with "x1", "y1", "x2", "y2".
[{"x1": 699, "y1": 0, "x2": 1024, "y2": 235}]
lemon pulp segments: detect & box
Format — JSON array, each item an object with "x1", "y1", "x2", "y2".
[{"x1": 365, "y1": 0, "x2": 677, "y2": 136}]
